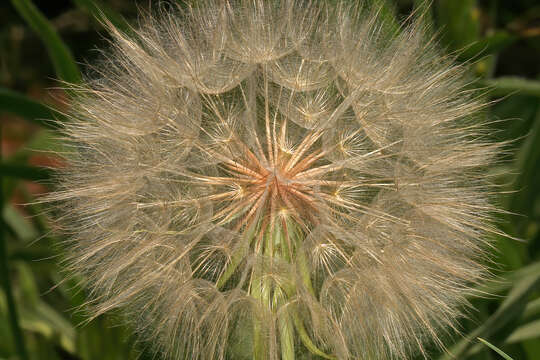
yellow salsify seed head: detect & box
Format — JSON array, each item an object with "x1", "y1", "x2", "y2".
[{"x1": 49, "y1": 1, "x2": 503, "y2": 359}]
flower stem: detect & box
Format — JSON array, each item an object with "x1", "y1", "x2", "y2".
[
  {"x1": 278, "y1": 305, "x2": 295, "y2": 360},
  {"x1": 250, "y1": 261, "x2": 265, "y2": 360},
  {"x1": 286, "y1": 219, "x2": 336, "y2": 359},
  {"x1": 292, "y1": 312, "x2": 336, "y2": 360},
  {"x1": 273, "y1": 220, "x2": 295, "y2": 360}
]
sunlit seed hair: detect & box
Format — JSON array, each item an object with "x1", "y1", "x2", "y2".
[{"x1": 49, "y1": 0, "x2": 502, "y2": 359}]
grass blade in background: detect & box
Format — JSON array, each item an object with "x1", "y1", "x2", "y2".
[
  {"x1": 478, "y1": 338, "x2": 514, "y2": 360},
  {"x1": 0, "y1": 163, "x2": 53, "y2": 181},
  {"x1": 466, "y1": 303, "x2": 540, "y2": 357},
  {"x1": 483, "y1": 77, "x2": 540, "y2": 98},
  {"x1": 0, "y1": 228, "x2": 30, "y2": 360},
  {"x1": 11, "y1": 0, "x2": 81, "y2": 84},
  {"x1": 439, "y1": 263, "x2": 540, "y2": 359},
  {"x1": 460, "y1": 31, "x2": 517, "y2": 61},
  {"x1": 0, "y1": 127, "x2": 29, "y2": 360},
  {"x1": 510, "y1": 106, "x2": 540, "y2": 236},
  {"x1": 436, "y1": 0, "x2": 481, "y2": 51},
  {"x1": 71, "y1": 0, "x2": 131, "y2": 33},
  {"x1": 0, "y1": 87, "x2": 63, "y2": 128},
  {"x1": 506, "y1": 320, "x2": 540, "y2": 344}
]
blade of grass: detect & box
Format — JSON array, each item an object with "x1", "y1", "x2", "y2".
[
  {"x1": 0, "y1": 126, "x2": 29, "y2": 360},
  {"x1": 459, "y1": 31, "x2": 516, "y2": 61},
  {"x1": 477, "y1": 338, "x2": 514, "y2": 360},
  {"x1": 0, "y1": 87, "x2": 62, "y2": 128},
  {"x1": 439, "y1": 263, "x2": 540, "y2": 360},
  {"x1": 522, "y1": 297, "x2": 540, "y2": 320},
  {"x1": 506, "y1": 319, "x2": 540, "y2": 344},
  {"x1": 475, "y1": 260, "x2": 540, "y2": 295},
  {"x1": 3, "y1": 204, "x2": 39, "y2": 243},
  {"x1": 0, "y1": 163, "x2": 52, "y2": 181},
  {"x1": 466, "y1": 298, "x2": 540, "y2": 357},
  {"x1": 482, "y1": 77, "x2": 540, "y2": 98},
  {"x1": 510, "y1": 106, "x2": 540, "y2": 235},
  {"x1": 71, "y1": 0, "x2": 131, "y2": 33},
  {"x1": 11, "y1": 0, "x2": 81, "y2": 83},
  {"x1": 437, "y1": 0, "x2": 480, "y2": 51}
]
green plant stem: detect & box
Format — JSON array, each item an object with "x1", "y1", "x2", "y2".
[
  {"x1": 250, "y1": 262, "x2": 265, "y2": 360},
  {"x1": 0, "y1": 126, "x2": 29, "y2": 360},
  {"x1": 273, "y1": 223, "x2": 295, "y2": 360},
  {"x1": 277, "y1": 305, "x2": 295, "y2": 360}
]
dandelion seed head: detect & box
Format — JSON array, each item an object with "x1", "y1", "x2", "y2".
[{"x1": 50, "y1": 1, "x2": 501, "y2": 359}]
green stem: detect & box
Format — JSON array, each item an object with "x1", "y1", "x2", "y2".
[
  {"x1": 216, "y1": 219, "x2": 260, "y2": 289},
  {"x1": 277, "y1": 304, "x2": 295, "y2": 360},
  {"x1": 292, "y1": 312, "x2": 336, "y2": 360},
  {"x1": 250, "y1": 261, "x2": 265, "y2": 360},
  {"x1": 0, "y1": 126, "x2": 29, "y2": 360},
  {"x1": 273, "y1": 222, "x2": 295, "y2": 360},
  {"x1": 216, "y1": 244, "x2": 246, "y2": 289},
  {"x1": 286, "y1": 219, "x2": 336, "y2": 359},
  {"x1": 286, "y1": 218, "x2": 314, "y2": 296}
]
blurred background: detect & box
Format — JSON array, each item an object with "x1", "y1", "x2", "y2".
[{"x1": 1, "y1": 0, "x2": 539, "y2": 359}]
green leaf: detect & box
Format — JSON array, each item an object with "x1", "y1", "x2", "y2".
[
  {"x1": 75, "y1": 315, "x2": 139, "y2": 360},
  {"x1": 506, "y1": 319, "x2": 540, "y2": 344},
  {"x1": 13, "y1": 263, "x2": 76, "y2": 355},
  {"x1": 0, "y1": 87, "x2": 63, "y2": 128},
  {"x1": 510, "y1": 107, "x2": 540, "y2": 230},
  {"x1": 439, "y1": 261, "x2": 540, "y2": 360},
  {"x1": 466, "y1": 300, "x2": 540, "y2": 356},
  {"x1": 437, "y1": 0, "x2": 481, "y2": 51},
  {"x1": 482, "y1": 77, "x2": 540, "y2": 98},
  {"x1": 11, "y1": 0, "x2": 81, "y2": 83},
  {"x1": 0, "y1": 151, "x2": 29, "y2": 360},
  {"x1": 477, "y1": 338, "x2": 514, "y2": 360},
  {"x1": 475, "y1": 260, "x2": 540, "y2": 295},
  {"x1": 2, "y1": 204, "x2": 39, "y2": 243},
  {"x1": 3, "y1": 129, "x2": 65, "y2": 175},
  {"x1": 489, "y1": 95, "x2": 539, "y2": 144},
  {"x1": 0, "y1": 163, "x2": 52, "y2": 182},
  {"x1": 71, "y1": 0, "x2": 131, "y2": 33},
  {"x1": 25, "y1": 128, "x2": 65, "y2": 153},
  {"x1": 522, "y1": 297, "x2": 540, "y2": 320},
  {"x1": 459, "y1": 31, "x2": 517, "y2": 61}
]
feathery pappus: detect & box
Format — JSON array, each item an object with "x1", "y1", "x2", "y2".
[{"x1": 49, "y1": 0, "x2": 502, "y2": 359}]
